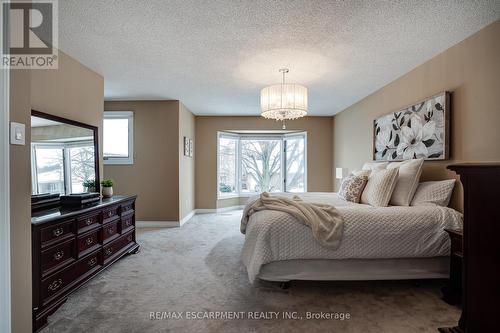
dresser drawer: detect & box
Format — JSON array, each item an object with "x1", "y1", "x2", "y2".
[
  {"x1": 103, "y1": 232, "x2": 134, "y2": 263},
  {"x1": 41, "y1": 239, "x2": 76, "y2": 277},
  {"x1": 77, "y1": 211, "x2": 101, "y2": 234},
  {"x1": 102, "y1": 205, "x2": 119, "y2": 223},
  {"x1": 41, "y1": 220, "x2": 75, "y2": 248},
  {"x1": 74, "y1": 249, "x2": 102, "y2": 278},
  {"x1": 102, "y1": 220, "x2": 119, "y2": 244},
  {"x1": 120, "y1": 214, "x2": 134, "y2": 234},
  {"x1": 120, "y1": 200, "x2": 135, "y2": 216},
  {"x1": 41, "y1": 264, "x2": 76, "y2": 303},
  {"x1": 77, "y1": 229, "x2": 101, "y2": 258}
]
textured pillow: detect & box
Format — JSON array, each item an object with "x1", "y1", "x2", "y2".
[
  {"x1": 360, "y1": 168, "x2": 399, "y2": 207},
  {"x1": 339, "y1": 175, "x2": 369, "y2": 203},
  {"x1": 411, "y1": 180, "x2": 456, "y2": 207},
  {"x1": 351, "y1": 169, "x2": 371, "y2": 177},
  {"x1": 362, "y1": 161, "x2": 389, "y2": 171},
  {"x1": 387, "y1": 158, "x2": 424, "y2": 206}
]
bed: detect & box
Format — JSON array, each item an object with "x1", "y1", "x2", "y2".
[{"x1": 240, "y1": 192, "x2": 463, "y2": 283}]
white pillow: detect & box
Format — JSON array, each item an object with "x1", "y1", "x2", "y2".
[
  {"x1": 387, "y1": 158, "x2": 424, "y2": 206},
  {"x1": 360, "y1": 168, "x2": 399, "y2": 207},
  {"x1": 362, "y1": 161, "x2": 389, "y2": 171},
  {"x1": 411, "y1": 180, "x2": 456, "y2": 207},
  {"x1": 351, "y1": 169, "x2": 371, "y2": 177}
]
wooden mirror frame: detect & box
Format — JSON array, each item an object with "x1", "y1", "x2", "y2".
[{"x1": 31, "y1": 109, "x2": 101, "y2": 195}]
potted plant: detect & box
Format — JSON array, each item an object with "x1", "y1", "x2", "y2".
[
  {"x1": 101, "y1": 179, "x2": 114, "y2": 198},
  {"x1": 82, "y1": 179, "x2": 97, "y2": 193}
]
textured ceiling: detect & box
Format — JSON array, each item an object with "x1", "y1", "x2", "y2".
[{"x1": 59, "y1": 0, "x2": 500, "y2": 116}]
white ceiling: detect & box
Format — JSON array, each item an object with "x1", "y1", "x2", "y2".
[{"x1": 59, "y1": 1, "x2": 500, "y2": 116}]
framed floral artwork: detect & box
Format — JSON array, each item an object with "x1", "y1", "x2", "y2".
[{"x1": 373, "y1": 92, "x2": 450, "y2": 161}]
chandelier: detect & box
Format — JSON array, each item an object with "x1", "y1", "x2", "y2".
[{"x1": 260, "y1": 68, "x2": 308, "y2": 129}]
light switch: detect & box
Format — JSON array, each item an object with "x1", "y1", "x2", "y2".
[{"x1": 10, "y1": 122, "x2": 25, "y2": 145}]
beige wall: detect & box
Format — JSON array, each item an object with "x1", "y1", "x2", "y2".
[
  {"x1": 218, "y1": 197, "x2": 249, "y2": 209},
  {"x1": 179, "y1": 103, "x2": 196, "y2": 219},
  {"x1": 9, "y1": 51, "x2": 104, "y2": 332},
  {"x1": 195, "y1": 116, "x2": 334, "y2": 209},
  {"x1": 333, "y1": 20, "x2": 500, "y2": 212},
  {"x1": 9, "y1": 69, "x2": 32, "y2": 333},
  {"x1": 31, "y1": 50, "x2": 104, "y2": 180},
  {"x1": 104, "y1": 101, "x2": 180, "y2": 221}
]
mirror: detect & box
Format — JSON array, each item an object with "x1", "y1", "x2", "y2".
[{"x1": 31, "y1": 110, "x2": 100, "y2": 196}]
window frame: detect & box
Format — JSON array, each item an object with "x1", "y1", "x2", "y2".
[
  {"x1": 217, "y1": 132, "x2": 240, "y2": 198},
  {"x1": 217, "y1": 131, "x2": 307, "y2": 198},
  {"x1": 31, "y1": 140, "x2": 95, "y2": 195},
  {"x1": 103, "y1": 111, "x2": 134, "y2": 165}
]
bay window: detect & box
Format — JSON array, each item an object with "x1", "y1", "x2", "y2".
[
  {"x1": 217, "y1": 132, "x2": 306, "y2": 197},
  {"x1": 31, "y1": 142, "x2": 95, "y2": 195}
]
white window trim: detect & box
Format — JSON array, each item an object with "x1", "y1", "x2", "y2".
[
  {"x1": 217, "y1": 131, "x2": 307, "y2": 199},
  {"x1": 217, "y1": 132, "x2": 239, "y2": 198},
  {"x1": 0, "y1": 4, "x2": 11, "y2": 330},
  {"x1": 103, "y1": 111, "x2": 134, "y2": 165}
]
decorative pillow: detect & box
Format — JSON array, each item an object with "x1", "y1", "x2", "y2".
[
  {"x1": 339, "y1": 175, "x2": 369, "y2": 203},
  {"x1": 362, "y1": 161, "x2": 389, "y2": 171},
  {"x1": 387, "y1": 158, "x2": 424, "y2": 206},
  {"x1": 360, "y1": 168, "x2": 399, "y2": 207},
  {"x1": 411, "y1": 180, "x2": 456, "y2": 207},
  {"x1": 351, "y1": 169, "x2": 371, "y2": 177}
]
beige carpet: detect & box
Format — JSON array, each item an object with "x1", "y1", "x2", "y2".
[{"x1": 41, "y1": 210, "x2": 460, "y2": 333}]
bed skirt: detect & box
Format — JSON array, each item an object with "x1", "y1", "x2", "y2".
[{"x1": 258, "y1": 257, "x2": 449, "y2": 282}]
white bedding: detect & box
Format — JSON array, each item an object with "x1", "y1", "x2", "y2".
[{"x1": 240, "y1": 192, "x2": 463, "y2": 283}]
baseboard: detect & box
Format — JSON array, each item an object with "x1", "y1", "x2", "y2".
[
  {"x1": 195, "y1": 205, "x2": 244, "y2": 214},
  {"x1": 136, "y1": 221, "x2": 180, "y2": 228},
  {"x1": 137, "y1": 207, "x2": 241, "y2": 228},
  {"x1": 179, "y1": 210, "x2": 196, "y2": 226}
]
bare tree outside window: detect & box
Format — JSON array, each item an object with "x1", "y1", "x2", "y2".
[
  {"x1": 70, "y1": 146, "x2": 96, "y2": 193},
  {"x1": 241, "y1": 139, "x2": 282, "y2": 193},
  {"x1": 285, "y1": 137, "x2": 305, "y2": 192}
]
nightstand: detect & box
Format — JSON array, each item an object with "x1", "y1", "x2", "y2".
[{"x1": 442, "y1": 228, "x2": 463, "y2": 305}]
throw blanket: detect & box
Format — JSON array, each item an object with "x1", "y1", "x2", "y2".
[{"x1": 241, "y1": 192, "x2": 344, "y2": 249}]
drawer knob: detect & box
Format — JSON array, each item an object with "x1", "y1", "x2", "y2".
[
  {"x1": 48, "y1": 279, "x2": 63, "y2": 292},
  {"x1": 105, "y1": 248, "x2": 113, "y2": 256},
  {"x1": 86, "y1": 218, "x2": 93, "y2": 226},
  {"x1": 88, "y1": 257, "x2": 97, "y2": 267},
  {"x1": 53, "y1": 251, "x2": 64, "y2": 261},
  {"x1": 107, "y1": 211, "x2": 113, "y2": 217},
  {"x1": 52, "y1": 228, "x2": 64, "y2": 237},
  {"x1": 107, "y1": 227, "x2": 114, "y2": 235},
  {"x1": 127, "y1": 235, "x2": 133, "y2": 242},
  {"x1": 85, "y1": 237, "x2": 94, "y2": 246}
]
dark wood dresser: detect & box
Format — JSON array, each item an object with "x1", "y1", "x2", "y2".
[
  {"x1": 439, "y1": 164, "x2": 500, "y2": 332},
  {"x1": 442, "y1": 228, "x2": 463, "y2": 305},
  {"x1": 31, "y1": 195, "x2": 140, "y2": 331}
]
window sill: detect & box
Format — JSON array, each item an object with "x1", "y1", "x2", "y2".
[
  {"x1": 218, "y1": 194, "x2": 239, "y2": 200},
  {"x1": 218, "y1": 191, "x2": 308, "y2": 199},
  {"x1": 103, "y1": 159, "x2": 134, "y2": 165}
]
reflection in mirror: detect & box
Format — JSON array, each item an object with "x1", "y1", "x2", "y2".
[{"x1": 31, "y1": 115, "x2": 97, "y2": 195}]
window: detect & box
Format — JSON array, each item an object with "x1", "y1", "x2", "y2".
[
  {"x1": 31, "y1": 142, "x2": 95, "y2": 195},
  {"x1": 217, "y1": 132, "x2": 307, "y2": 197},
  {"x1": 33, "y1": 146, "x2": 65, "y2": 194},
  {"x1": 68, "y1": 146, "x2": 96, "y2": 193},
  {"x1": 103, "y1": 111, "x2": 133, "y2": 164},
  {"x1": 218, "y1": 134, "x2": 238, "y2": 195}
]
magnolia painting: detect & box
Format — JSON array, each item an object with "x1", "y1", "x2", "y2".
[{"x1": 373, "y1": 92, "x2": 449, "y2": 161}]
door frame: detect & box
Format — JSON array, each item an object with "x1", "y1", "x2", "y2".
[{"x1": 0, "y1": 2, "x2": 12, "y2": 332}]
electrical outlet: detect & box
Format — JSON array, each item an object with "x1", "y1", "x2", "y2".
[{"x1": 10, "y1": 122, "x2": 25, "y2": 145}]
